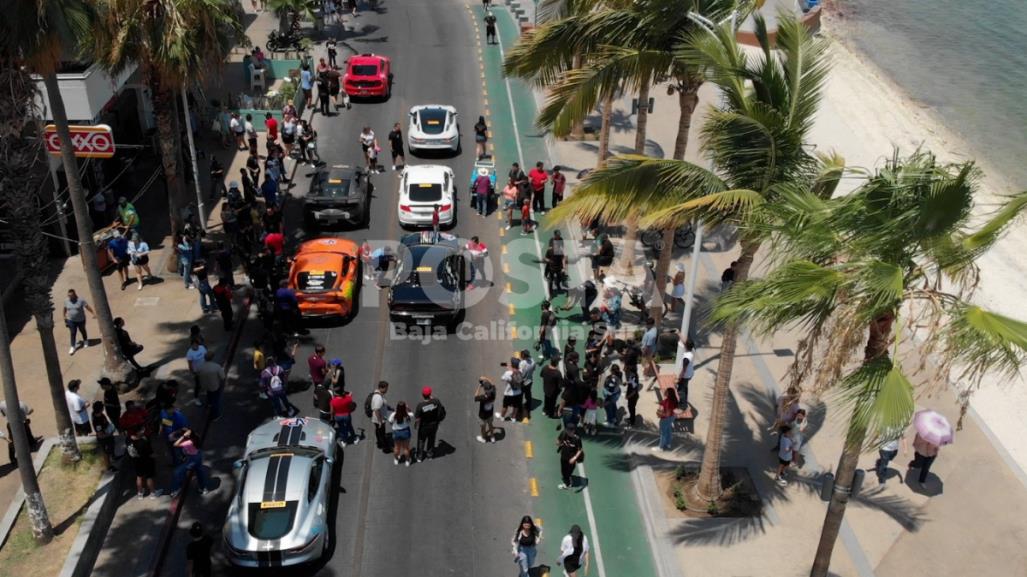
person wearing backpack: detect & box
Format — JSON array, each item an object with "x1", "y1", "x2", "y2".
[
  {"x1": 261, "y1": 357, "x2": 299, "y2": 417},
  {"x1": 414, "y1": 387, "x2": 446, "y2": 461},
  {"x1": 366, "y1": 381, "x2": 391, "y2": 452}
]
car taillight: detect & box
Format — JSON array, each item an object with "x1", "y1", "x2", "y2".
[
  {"x1": 440, "y1": 204, "x2": 452, "y2": 212},
  {"x1": 400, "y1": 204, "x2": 412, "y2": 212}
]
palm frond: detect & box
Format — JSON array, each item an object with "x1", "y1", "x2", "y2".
[
  {"x1": 707, "y1": 260, "x2": 844, "y2": 336},
  {"x1": 837, "y1": 358, "x2": 915, "y2": 449},
  {"x1": 849, "y1": 259, "x2": 905, "y2": 320},
  {"x1": 940, "y1": 305, "x2": 1027, "y2": 387},
  {"x1": 960, "y1": 190, "x2": 1027, "y2": 256},
  {"x1": 773, "y1": 10, "x2": 831, "y2": 133},
  {"x1": 641, "y1": 188, "x2": 764, "y2": 228}
]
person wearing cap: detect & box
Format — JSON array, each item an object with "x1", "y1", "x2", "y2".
[
  {"x1": 473, "y1": 167, "x2": 491, "y2": 216},
  {"x1": 414, "y1": 387, "x2": 447, "y2": 461},
  {"x1": 557, "y1": 420, "x2": 584, "y2": 490},
  {"x1": 185, "y1": 522, "x2": 213, "y2": 577},
  {"x1": 330, "y1": 388, "x2": 358, "y2": 445},
  {"x1": 327, "y1": 357, "x2": 346, "y2": 392},
  {"x1": 106, "y1": 228, "x2": 132, "y2": 289},
  {"x1": 668, "y1": 262, "x2": 686, "y2": 312},
  {"x1": 116, "y1": 196, "x2": 140, "y2": 232}
]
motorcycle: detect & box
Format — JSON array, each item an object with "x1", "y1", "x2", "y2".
[
  {"x1": 266, "y1": 30, "x2": 304, "y2": 53},
  {"x1": 640, "y1": 224, "x2": 696, "y2": 253}
]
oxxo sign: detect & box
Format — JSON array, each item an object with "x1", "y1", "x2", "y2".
[{"x1": 44, "y1": 124, "x2": 116, "y2": 158}]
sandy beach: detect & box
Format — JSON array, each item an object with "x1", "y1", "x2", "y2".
[{"x1": 816, "y1": 11, "x2": 1027, "y2": 479}]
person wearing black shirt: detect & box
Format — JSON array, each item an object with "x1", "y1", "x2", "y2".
[
  {"x1": 388, "y1": 122, "x2": 405, "y2": 171},
  {"x1": 127, "y1": 428, "x2": 156, "y2": 497},
  {"x1": 540, "y1": 357, "x2": 563, "y2": 418},
  {"x1": 474, "y1": 378, "x2": 497, "y2": 443},
  {"x1": 484, "y1": 11, "x2": 497, "y2": 44},
  {"x1": 557, "y1": 423, "x2": 584, "y2": 490},
  {"x1": 245, "y1": 151, "x2": 261, "y2": 188},
  {"x1": 208, "y1": 157, "x2": 225, "y2": 199},
  {"x1": 414, "y1": 387, "x2": 446, "y2": 461},
  {"x1": 185, "y1": 522, "x2": 213, "y2": 577},
  {"x1": 316, "y1": 72, "x2": 331, "y2": 115}
]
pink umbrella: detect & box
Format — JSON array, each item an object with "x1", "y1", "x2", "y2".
[{"x1": 913, "y1": 410, "x2": 954, "y2": 446}]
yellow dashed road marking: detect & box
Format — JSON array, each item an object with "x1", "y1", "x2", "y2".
[
  {"x1": 505, "y1": 282, "x2": 512, "y2": 293},
  {"x1": 529, "y1": 478, "x2": 539, "y2": 497},
  {"x1": 508, "y1": 303, "x2": 516, "y2": 315},
  {"x1": 501, "y1": 244, "x2": 507, "y2": 254},
  {"x1": 503, "y1": 262, "x2": 510, "y2": 274},
  {"x1": 525, "y1": 441, "x2": 534, "y2": 458}
]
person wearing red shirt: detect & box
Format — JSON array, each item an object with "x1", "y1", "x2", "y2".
[
  {"x1": 465, "y1": 236, "x2": 489, "y2": 286},
  {"x1": 308, "y1": 344, "x2": 328, "y2": 388},
  {"x1": 264, "y1": 112, "x2": 279, "y2": 141},
  {"x1": 655, "y1": 387, "x2": 679, "y2": 452},
  {"x1": 331, "y1": 390, "x2": 358, "y2": 445},
  {"x1": 551, "y1": 165, "x2": 566, "y2": 208},
  {"x1": 528, "y1": 161, "x2": 548, "y2": 214},
  {"x1": 264, "y1": 231, "x2": 284, "y2": 256},
  {"x1": 521, "y1": 199, "x2": 533, "y2": 235},
  {"x1": 431, "y1": 204, "x2": 441, "y2": 237}
]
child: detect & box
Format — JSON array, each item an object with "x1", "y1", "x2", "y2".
[
  {"x1": 367, "y1": 141, "x2": 379, "y2": 172},
  {"x1": 582, "y1": 389, "x2": 599, "y2": 436},
  {"x1": 521, "y1": 199, "x2": 533, "y2": 235}
]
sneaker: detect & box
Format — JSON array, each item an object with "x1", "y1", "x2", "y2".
[
  {"x1": 476, "y1": 436, "x2": 487, "y2": 444},
  {"x1": 405, "y1": 460, "x2": 411, "y2": 467},
  {"x1": 136, "y1": 491, "x2": 145, "y2": 499},
  {"x1": 258, "y1": 392, "x2": 268, "y2": 400},
  {"x1": 338, "y1": 440, "x2": 348, "y2": 448},
  {"x1": 69, "y1": 346, "x2": 77, "y2": 355},
  {"x1": 391, "y1": 165, "x2": 396, "y2": 171},
  {"x1": 488, "y1": 438, "x2": 496, "y2": 443},
  {"x1": 557, "y1": 483, "x2": 569, "y2": 490},
  {"x1": 651, "y1": 446, "x2": 664, "y2": 452},
  {"x1": 521, "y1": 418, "x2": 531, "y2": 424},
  {"x1": 138, "y1": 284, "x2": 143, "y2": 291},
  {"x1": 495, "y1": 412, "x2": 503, "y2": 420},
  {"x1": 192, "y1": 398, "x2": 203, "y2": 407},
  {"x1": 776, "y1": 477, "x2": 788, "y2": 487},
  {"x1": 187, "y1": 285, "x2": 195, "y2": 290},
  {"x1": 351, "y1": 437, "x2": 361, "y2": 445},
  {"x1": 148, "y1": 492, "x2": 159, "y2": 499},
  {"x1": 393, "y1": 458, "x2": 399, "y2": 465}
]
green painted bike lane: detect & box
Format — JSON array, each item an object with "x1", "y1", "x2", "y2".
[{"x1": 476, "y1": 7, "x2": 660, "y2": 576}]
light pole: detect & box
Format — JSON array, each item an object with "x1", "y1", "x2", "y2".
[
  {"x1": 181, "y1": 88, "x2": 207, "y2": 232},
  {"x1": 675, "y1": 221, "x2": 703, "y2": 369}
]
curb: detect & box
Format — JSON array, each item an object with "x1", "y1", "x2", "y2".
[
  {"x1": 145, "y1": 292, "x2": 253, "y2": 577},
  {"x1": 59, "y1": 453, "x2": 127, "y2": 577},
  {"x1": 0, "y1": 437, "x2": 58, "y2": 548}
]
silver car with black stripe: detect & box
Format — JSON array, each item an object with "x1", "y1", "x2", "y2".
[{"x1": 223, "y1": 417, "x2": 337, "y2": 568}]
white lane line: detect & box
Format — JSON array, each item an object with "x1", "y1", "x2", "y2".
[{"x1": 495, "y1": 13, "x2": 607, "y2": 577}]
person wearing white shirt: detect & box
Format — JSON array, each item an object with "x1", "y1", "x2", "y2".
[
  {"x1": 875, "y1": 431, "x2": 905, "y2": 484},
  {"x1": 677, "y1": 337, "x2": 695, "y2": 408},
  {"x1": 498, "y1": 359, "x2": 523, "y2": 422},
  {"x1": 65, "y1": 380, "x2": 91, "y2": 436},
  {"x1": 517, "y1": 351, "x2": 536, "y2": 422},
  {"x1": 558, "y1": 525, "x2": 590, "y2": 576},
  {"x1": 185, "y1": 338, "x2": 209, "y2": 406}
]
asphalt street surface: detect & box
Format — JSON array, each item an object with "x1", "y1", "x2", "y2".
[{"x1": 166, "y1": 2, "x2": 533, "y2": 576}]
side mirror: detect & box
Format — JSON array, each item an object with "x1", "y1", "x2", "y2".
[
  {"x1": 233, "y1": 459, "x2": 245, "y2": 470},
  {"x1": 326, "y1": 457, "x2": 335, "y2": 466}
]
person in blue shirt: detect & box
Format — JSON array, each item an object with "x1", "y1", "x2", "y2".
[
  {"x1": 159, "y1": 404, "x2": 189, "y2": 465},
  {"x1": 106, "y1": 229, "x2": 131, "y2": 289},
  {"x1": 260, "y1": 174, "x2": 278, "y2": 207},
  {"x1": 177, "y1": 235, "x2": 194, "y2": 289}
]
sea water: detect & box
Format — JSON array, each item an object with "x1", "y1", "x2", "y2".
[{"x1": 836, "y1": 0, "x2": 1027, "y2": 188}]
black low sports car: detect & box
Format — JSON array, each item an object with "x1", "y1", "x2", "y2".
[
  {"x1": 303, "y1": 164, "x2": 373, "y2": 230},
  {"x1": 386, "y1": 232, "x2": 466, "y2": 328}
]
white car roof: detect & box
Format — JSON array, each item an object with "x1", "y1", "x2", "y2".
[
  {"x1": 403, "y1": 164, "x2": 452, "y2": 184},
  {"x1": 410, "y1": 104, "x2": 457, "y2": 114}
]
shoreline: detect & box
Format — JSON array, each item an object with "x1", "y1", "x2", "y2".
[{"x1": 816, "y1": 8, "x2": 1027, "y2": 478}]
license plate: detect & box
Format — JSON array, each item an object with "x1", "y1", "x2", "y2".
[{"x1": 416, "y1": 318, "x2": 431, "y2": 326}]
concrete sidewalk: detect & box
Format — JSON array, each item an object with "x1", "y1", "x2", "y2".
[{"x1": 541, "y1": 37, "x2": 1027, "y2": 577}]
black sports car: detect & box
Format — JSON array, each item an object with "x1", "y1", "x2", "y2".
[
  {"x1": 386, "y1": 232, "x2": 466, "y2": 328},
  {"x1": 303, "y1": 164, "x2": 373, "y2": 230}
]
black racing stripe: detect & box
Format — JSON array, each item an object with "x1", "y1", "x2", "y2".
[
  {"x1": 276, "y1": 424, "x2": 291, "y2": 446},
  {"x1": 257, "y1": 551, "x2": 270, "y2": 568},
  {"x1": 270, "y1": 548, "x2": 283, "y2": 567},
  {"x1": 272, "y1": 455, "x2": 291, "y2": 501},
  {"x1": 287, "y1": 423, "x2": 304, "y2": 446}
]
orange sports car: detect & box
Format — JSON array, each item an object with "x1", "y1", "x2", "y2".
[{"x1": 288, "y1": 237, "x2": 361, "y2": 318}]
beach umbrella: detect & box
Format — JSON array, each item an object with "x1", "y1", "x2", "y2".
[{"x1": 913, "y1": 410, "x2": 954, "y2": 446}]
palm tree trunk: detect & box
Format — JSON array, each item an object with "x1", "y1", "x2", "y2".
[
  {"x1": 151, "y1": 76, "x2": 188, "y2": 271},
  {"x1": 569, "y1": 55, "x2": 585, "y2": 140},
  {"x1": 596, "y1": 93, "x2": 614, "y2": 169},
  {"x1": 693, "y1": 238, "x2": 758, "y2": 501},
  {"x1": 0, "y1": 304, "x2": 54, "y2": 543},
  {"x1": 42, "y1": 72, "x2": 134, "y2": 383},
  {"x1": 614, "y1": 84, "x2": 652, "y2": 274},
  {"x1": 650, "y1": 81, "x2": 702, "y2": 322},
  {"x1": 0, "y1": 66, "x2": 83, "y2": 462},
  {"x1": 810, "y1": 312, "x2": 895, "y2": 576}
]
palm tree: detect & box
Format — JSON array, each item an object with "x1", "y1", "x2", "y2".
[
  {"x1": 540, "y1": 0, "x2": 743, "y2": 286},
  {"x1": 266, "y1": 0, "x2": 313, "y2": 34},
  {"x1": 6, "y1": 0, "x2": 135, "y2": 385},
  {"x1": 92, "y1": 0, "x2": 244, "y2": 251},
  {"x1": 550, "y1": 13, "x2": 835, "y2": 502},
  {"x1": 710, "y1": 150, "x2": 1027, "y2": 576},
  {"x1": 0, "y1": 51, "x2": 57, "y2": 547}
]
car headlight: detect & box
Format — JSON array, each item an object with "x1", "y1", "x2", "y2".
[
  {"x1": 223, "y1": 535, "x2": 256, "y2": 559},
  {"x1": 285, "y1": 535, "x2": 321, "y2": 554}
]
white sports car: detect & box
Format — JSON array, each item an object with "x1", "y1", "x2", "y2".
[
  {"x1": 398, "y1": 165, "x2": 456, "y2": 228},
  {"x1": 407, "y1": 104, "x2": 460, "y2": 153}
]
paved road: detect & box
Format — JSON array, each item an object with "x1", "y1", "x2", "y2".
[{"x1": 165, "y1": 1, "x2": 533, "y2": 576}]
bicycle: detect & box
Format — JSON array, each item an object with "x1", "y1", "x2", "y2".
[{"x1": 640, "y1": 224, "x2": 695, "y2": 253}]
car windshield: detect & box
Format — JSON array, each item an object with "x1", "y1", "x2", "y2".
[
  {"x1": 418, "y1": 109, "x2": 448, "y2": 135},
  {"x1": 316, "y1": 175, "x2": 351, "y2": 198},
  {"x1": 297, "y1": 270, "x2": 339, "y2": 292},
  {"x1": 396, "y1": 248, "x2": 459, "y2": 289},
  {"x1": 248, "y1": 501, "x2": 298, "y2": 540},
  {"x1": 351, "y1": 64, "x2": 378, "y2": 76},
  {"x1": 408, "y1": 183, "x2": 442, "y2": 202}
]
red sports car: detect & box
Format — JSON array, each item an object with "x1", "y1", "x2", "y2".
[{"x1": 343, "y1": 53, "x2": 392, "y2": 99}]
